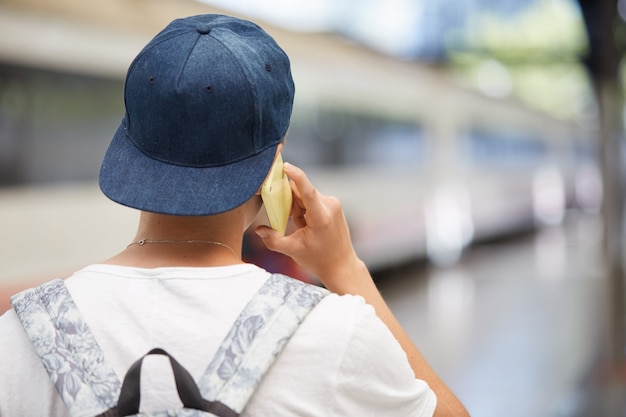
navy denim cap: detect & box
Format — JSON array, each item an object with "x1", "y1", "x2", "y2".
[{"x1": 99, "y1": 14, "x2": 295, "y2": 215}]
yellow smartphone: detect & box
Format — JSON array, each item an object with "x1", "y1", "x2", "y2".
[{"x1": 260, "y1": 153, "x2": 292, "y2": 235}]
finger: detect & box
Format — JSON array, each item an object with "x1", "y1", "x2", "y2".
[
  {"x1": 255, "y1": 225, "x2": 294, "y2": 256},
  {"x1": 288, "y1": 179, "x2": 307, "y2": 228},
  {"x1": 288, "y1": 172, "x2": 303, "y2": 203},
  {"x1": 283, "y1": 163, "x2": 323, "y2": 225}
]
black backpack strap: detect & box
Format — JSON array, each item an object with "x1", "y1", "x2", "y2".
[
  {"x1": 11, "y1": 279, "x2": 121, "y2": 417},
  {"x1": 95, "y1": 348, "x2": 214, "y2": 417},
  {"x1": 197, "y1": 273, "x2": 328, "y2": 415}
]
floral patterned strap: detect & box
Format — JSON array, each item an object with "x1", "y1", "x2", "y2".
[
  {"x1": 198, "y1": 274, "x2": 329, "y2": 414},
  {"x1": 11, "y1": 274, "x2": 328, "y2": 417},
  {"x1": 11, "y1": 279, "x2": 121, "y2": 417}
]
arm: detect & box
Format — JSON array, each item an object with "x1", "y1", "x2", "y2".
[{"x1": 255, "y1": 163, "x2": 470, "y2": 417}]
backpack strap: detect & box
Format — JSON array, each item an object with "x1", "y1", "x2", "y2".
[
  {"x1": 197, "y1": 273, "x2": 329, "y2": 416},
  {"x1": 11, "y1": 279, "x2": 121, "y2": 417},
  {"x1": 12, "y1": 274, "x2": 328, "y2": 417}
]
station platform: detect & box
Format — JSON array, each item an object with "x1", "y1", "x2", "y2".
[{"x1": 377, "y1": 212, "x2": 625, "y2": 416}]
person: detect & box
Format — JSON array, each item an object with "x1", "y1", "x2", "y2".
[{"x1": 0, "y1": 14, "x2": 470, "y2": 417}]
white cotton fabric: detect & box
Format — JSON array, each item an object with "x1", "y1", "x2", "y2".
[{"x1": 0, "y1": 263, "x2": 435, "y2": 417}]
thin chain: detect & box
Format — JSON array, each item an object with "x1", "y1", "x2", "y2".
[{"x1": 127, "y1": 239, "x2": 238, "y2": 257}]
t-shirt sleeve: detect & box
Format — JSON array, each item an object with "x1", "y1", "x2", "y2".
[{"x1": 330, "y1": 300, "x2": 437, "y2": 417}]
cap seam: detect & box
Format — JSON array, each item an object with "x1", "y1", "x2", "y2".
[
  {"x1": 176, "y1": 31, "x2": 201, "y2": 92},
  {"x1": 210, "y1": 32, "x2": 259, "y2": 154}
]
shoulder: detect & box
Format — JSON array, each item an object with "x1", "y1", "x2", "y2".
[
  {"x1": 0, "y1": 307, "x2": 28, "y2": 354},
  {"x1": 0, "y1": 307, "x2": 69, "y2": 416},
  {"x1": 244, "y1": 292, "x2": 436, "y2": 417}
]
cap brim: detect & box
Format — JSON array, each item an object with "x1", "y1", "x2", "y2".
[{"x1": 99, "y1": 123, "x2": 278, "y2": 216}]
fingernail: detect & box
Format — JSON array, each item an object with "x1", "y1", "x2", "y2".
[{"x1": 256, "y1": 229, "x2": 268, "y2": 239}]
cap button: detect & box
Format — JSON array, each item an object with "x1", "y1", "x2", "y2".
[{"x1": 196, "y1": 25, "x2": 211, "y2": 35}]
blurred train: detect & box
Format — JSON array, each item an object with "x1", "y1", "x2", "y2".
[
  {"x1": 283, "y1": 91, "x2": 600, "y2": 270},
  {"x1": 0, "y1": 0, "x2": 601, "y2": 283}
]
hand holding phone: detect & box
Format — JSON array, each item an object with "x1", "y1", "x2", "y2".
[{"x1": 261, "y1": 153, "x2": 292, "y2": 235}]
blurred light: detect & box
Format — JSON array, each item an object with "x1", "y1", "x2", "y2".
[
  {"x1": 474, "y1": 59, "x2": 513, "y2": 98},
  {"x1": 198, "y1": 0, "x2": 335, "y2": 32},
  {"x1": 338, "y1": 0, "x2": 423, "y2": 58},
  {"x1": 427, "y1": 268, "x2": 475, "y2": 348},
  {"x1": 532, "y1": 166, "x2": 566, "y2": 225},
  {"x1": 425, "y1": 183, "x2": 474, "y2": 266}
]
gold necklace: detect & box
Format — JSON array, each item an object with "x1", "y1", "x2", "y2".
[{"x1": 127, "y1": 239, "x2": 238, "y2": 257}]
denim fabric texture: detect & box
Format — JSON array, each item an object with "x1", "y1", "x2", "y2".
[{"x1": 99, "y1": 14, "x2": 295, "y2": 216}]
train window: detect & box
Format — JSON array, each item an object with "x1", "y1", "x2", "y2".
[
  {"x1": 286, "y1": 107, "x2": 425, "y2": 168},
  {"x1": 460, "y1": 127, "x2": 547, "y2": 168},
  {"x1": 0, "y1": 64, "x2": 123, "y2": 186}
]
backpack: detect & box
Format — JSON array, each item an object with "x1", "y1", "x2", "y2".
[{"x1": 11, "y1": 273, "x2": 328, "y2": 417}]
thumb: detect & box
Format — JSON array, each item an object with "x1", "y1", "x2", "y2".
[{"x1": 255, "y1": 225, "x2": 291, "y2": 255}]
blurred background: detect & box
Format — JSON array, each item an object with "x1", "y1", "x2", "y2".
[{"x1": 0, "y1": 0, "x2": 624, "y2": 415}]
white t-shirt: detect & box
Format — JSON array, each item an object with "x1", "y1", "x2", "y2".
[{"x1": 0, "y1": 263, "x2": 435, "y2": 416}]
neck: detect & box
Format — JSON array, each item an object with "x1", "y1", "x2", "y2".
[{"x1": 103, "y1": 211, "x2": 247, "y2": 268}]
